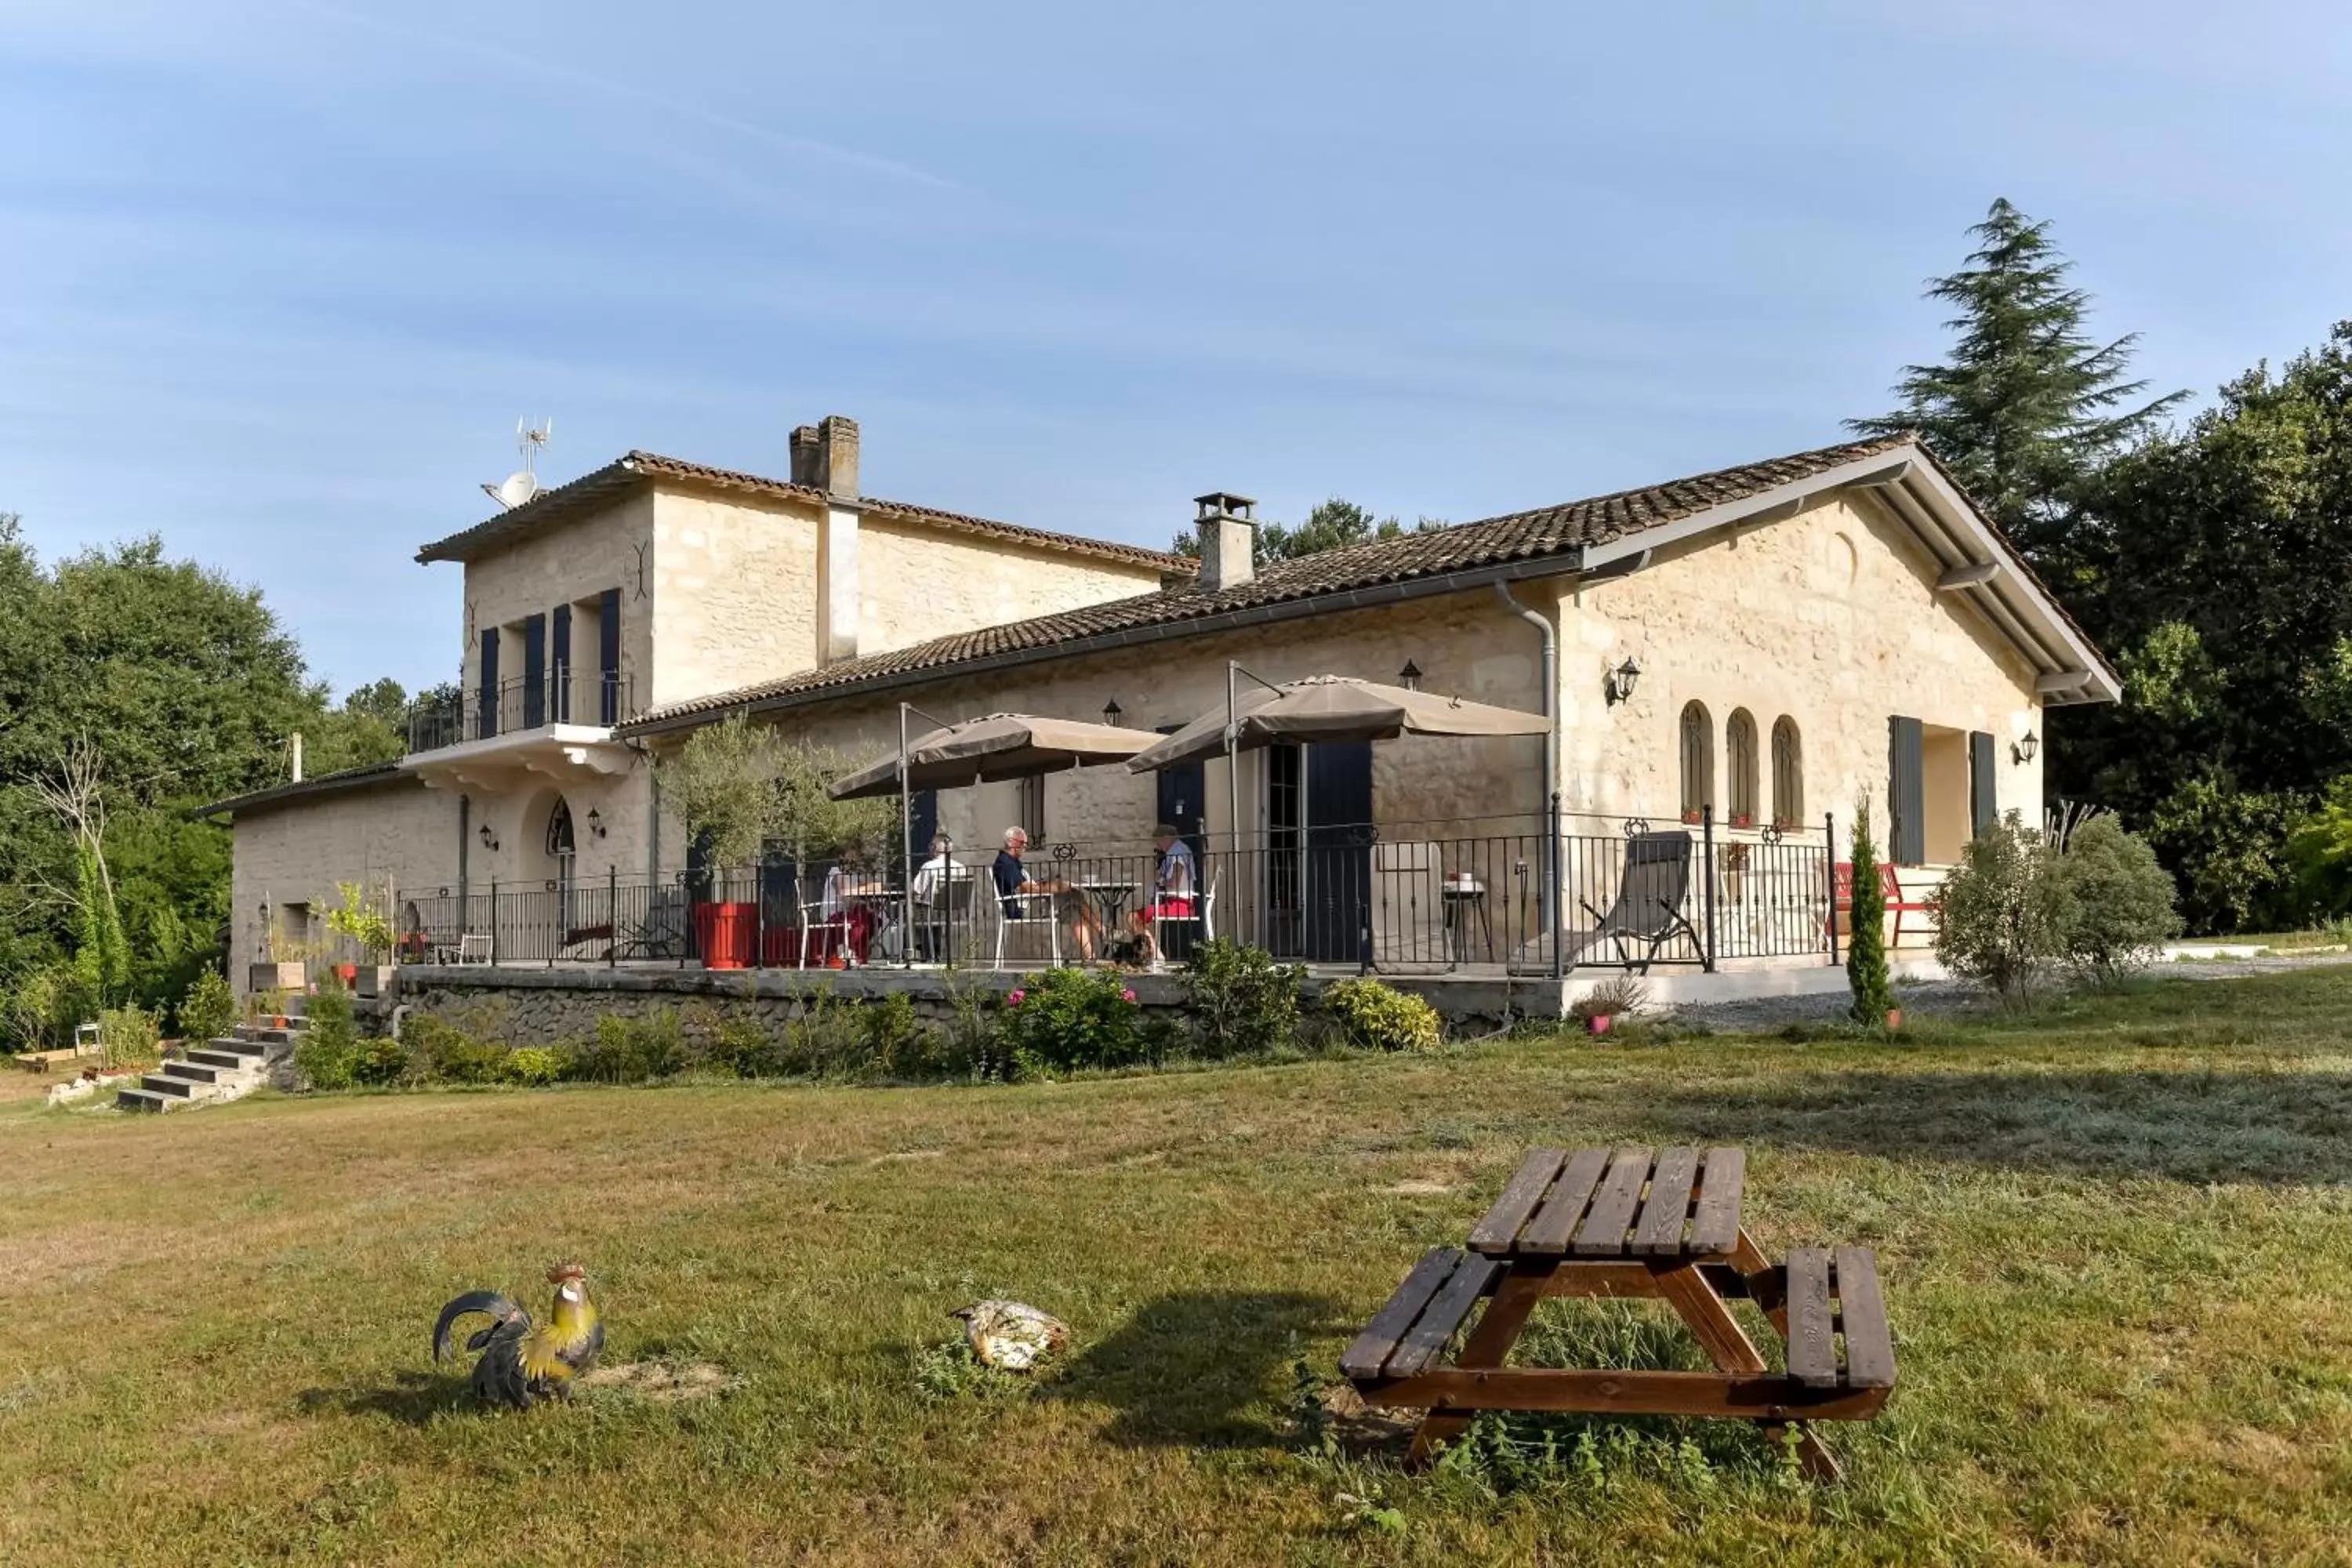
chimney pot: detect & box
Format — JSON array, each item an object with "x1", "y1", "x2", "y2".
[
  {"x1": 1193, "y1": 491, "x2": 1258, "y2": 593},
  {"x1": 789, "y1": 425, "x2": 822, "y2": 488},
  {"x1": 817, "y1": 414, "x2": 859, "y2": 499}
]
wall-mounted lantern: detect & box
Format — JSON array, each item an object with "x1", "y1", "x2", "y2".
[
  {"x1": 2012, "y1": 730, "x2": 2039, "y2": 765},
  {"x1": 1101, "y1": 699, "x2": 1123, "y2": 728},
  {"x1": 1604, "y1": 657, "x2": 1642, "y2": 706},
  {"x1": 585, "y1": 806, "x2": 607, "y2": 839},
  {"x1": 478, "y1": 822, "x2": 500, "y2": 853},
  {"x1": 1398, "y1": 660, "x2": 1423, "y2": 691}
]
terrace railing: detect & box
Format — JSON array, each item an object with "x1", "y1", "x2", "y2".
[
  {"x1": 407, "y1": 669, "x2": 637, "y2": 753},
  {"x1": 390, "y1": 811, "x2": 1842, "y2": 975}
]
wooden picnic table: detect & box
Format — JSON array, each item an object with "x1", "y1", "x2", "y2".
[{"x1": 1341, "y1": 1145, "x2": 1895, "y2": 1480}]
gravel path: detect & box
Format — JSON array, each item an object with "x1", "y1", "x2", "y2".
[{"x1": 1662, "y1": 950, "x2": 2352, "y2": 1033}]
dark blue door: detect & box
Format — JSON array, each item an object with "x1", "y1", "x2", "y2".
[
  {"x1": 550, "y1": 604, "x2": 572, "y2": 723},
  {"x1": 597, "y1": 588, "x2": 622, "y2": 724},
  {"x1": 1305, "y1": 741, "x2": 1373, "y2": 962},
  {"x1": 521, "y1": 614, "x2": 546, "y2": 729},
  {"x1": 477, "y1": 630, "x2": 499, "y2": 740}
]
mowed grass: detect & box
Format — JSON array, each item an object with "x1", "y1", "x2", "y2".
[{"x1": 8, "y1": 974, "x2": 2352, "y2": 1565}]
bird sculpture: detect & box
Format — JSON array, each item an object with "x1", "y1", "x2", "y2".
[
  {"x1": 950, "y1": 1299, "x2": 1069, "y2": 1371},
  {"x1": 432, "y1": 1263, "x2": 605, "y2": 1408}
]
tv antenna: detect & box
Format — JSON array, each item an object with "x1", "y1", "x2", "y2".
[{"x1": 481, "y1": 417, "x2": 554, "y2": 510}]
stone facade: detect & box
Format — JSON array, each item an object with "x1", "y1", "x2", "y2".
[{"x1": 230, "y1": 776, "x2": 459, "y2": 975}]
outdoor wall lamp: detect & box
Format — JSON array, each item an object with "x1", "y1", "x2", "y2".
[
  {"x1": 1605, "y1": 657, "x2": 1642, "y2": 706},
  {"x1": 585, "y1": 806, "x2": 607, "y2": 839},
  {"x1": 1101, "y1": 699, "x2": 1123, "y2": 727},
  {"x1": 2013, "y1": 730, "x2": 2040, "y2": 765},
  {"x1": 477, "y1": 822, "x2": 500, "y2": 853},
  {"x1": 1398, "y1": 660, "x2": 1423, "y2": 691}
]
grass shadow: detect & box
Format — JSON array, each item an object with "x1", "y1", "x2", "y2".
[
  {"x1": 298, "y1": 1369, "x2": 479, "y2": 1426},
  {"x1": 1589, "y1": 1065, "x2": 2352, "y2": 1185},
  {"x1": 1047, "y1": 1290, "x2": 1344, "y2": 1450}
]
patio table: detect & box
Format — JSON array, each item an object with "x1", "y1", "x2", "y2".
[
  {"x1": 1341, "y1": 1145, "x2": 1895, "y2": 1480},
  {"x1": 1078, "y1": 880, "x2": 1140, "y2": 928}
]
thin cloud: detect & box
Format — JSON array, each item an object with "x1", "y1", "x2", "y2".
[{"x1": 285, "y1": 0, "x2": 962, "y2": 193}]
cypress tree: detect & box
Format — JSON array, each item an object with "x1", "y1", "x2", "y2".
[
  {"x1": 1846, "y1": 800, "x2": 1896, "y2": 1026},
  {"x1": 1849, "y1": 198, "x2": 2185, "y2": 564}
]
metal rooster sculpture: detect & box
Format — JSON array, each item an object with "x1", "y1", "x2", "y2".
[{"x1": 432, "y1": 1263, "x2": 605, "y2": 1408}]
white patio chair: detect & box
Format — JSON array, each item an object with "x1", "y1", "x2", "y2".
[
  {"x1": 993, "y1": 889, "x2": 1063, "y2": 969},
  {"x1": 1150, "y1": 867, "x2": 1218, "y2": 967},
  {"x1": 455, "y1": 933, "x2": 493, "y2": 964}
]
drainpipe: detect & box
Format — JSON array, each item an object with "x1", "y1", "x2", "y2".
[{"x1": 1494, "y1": 582, "x2": 1560, "y2": 978}]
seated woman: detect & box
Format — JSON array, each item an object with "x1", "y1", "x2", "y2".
[
  {"x1": 818, "y1": 846, "x2": 887, "y2": 964},
  {"x1": 1131, "y1": 824, "x2": 1197, "y2": 964}
]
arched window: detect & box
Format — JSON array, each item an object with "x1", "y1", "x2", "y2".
[
  {"x1": 1678, "y1": 701, "x2": 1714, "y2": 821},
  {"x1": 1771, "y1": 717, "x2": 1804, "y2": 827},
  {"x1": 1726, "y1": 710, "x2": 1759, "y2": 826}
]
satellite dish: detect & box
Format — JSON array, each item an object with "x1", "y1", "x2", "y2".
[
  {"x1": 496, "y1": 470, "x2": 540, "y2": 508},
  {"x1": 479, "y1": 417, "x2": 554, "y2": 510}
]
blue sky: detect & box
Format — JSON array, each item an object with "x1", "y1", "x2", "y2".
[{"x1": 5, "y1": 1, "x2": 2347, "y2": 696}]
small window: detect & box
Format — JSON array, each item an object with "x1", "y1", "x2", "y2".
[
  {"x1": 1771, "y1": 717, "x2": 1804, "y2": 826},
  {"x1": 1726, "y1": 709, "x2": 1759, "y2": 826},
  {"x1": 1678, "y1": 702, "x2": 1714, "y2": 821},
  {"x1": 1016, "y1": 775, "x2": 1046, "y2": 844}
]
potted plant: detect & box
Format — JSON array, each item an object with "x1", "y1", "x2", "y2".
[
  {"x1": 655, "y1": 718, "x2": 788, "y2": 970},
  {"x1": 1567, "y1": 973, "x2": 1649, "y2": 1037},
  {"x1": 1681, "y1": 808, "x2": 1703, "y2": 826},
  {"x1": 325, "y1": 881, "x2": 399, "y2": 996},
  {"x1": 1730, "y1": 812, "x2": 1755, "y2": 829}
]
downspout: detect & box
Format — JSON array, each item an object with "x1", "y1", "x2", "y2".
[{"x1": 1494, "y1": 581, "x2": 1561, "y2": 978}]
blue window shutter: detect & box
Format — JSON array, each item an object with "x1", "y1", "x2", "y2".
[
  {"x1": 521, "y1": 614, "x2": 546, "y2": 729},
  {"x1": 598, "y1": 588, "x2": 622, "y2": 724},
  {"x1": 1888, "y1": 716, "x2": 1925, "y2": 865},
  {"x1": 477, "y1": 630, "x2": 499, "y2": 740}
]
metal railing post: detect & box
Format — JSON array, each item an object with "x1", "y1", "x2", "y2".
[
  {"x1": 1824, "y1": 811, "x2": 1840, "y2": 966},
  {"x1": 608, "y1": 864, "x2": 619, "y2": 969},
  {"x1": 488, "y1": 879, "x2": 499, "y2": 965},
  {"x1": 751, "y1": 862, "x2": 765, "y2": 971},
  {"x1": 1700, "y1": 806, "x2": 1717, "y2": 973}
]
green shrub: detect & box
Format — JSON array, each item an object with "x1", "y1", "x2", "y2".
[
  {"x1": 1321, "y1": 978, "x2": 1441, "y2": 1052},
  {"x1": 706, "y1": 1011, "x2": 780, "y2": 1077},
  {"x1": 2054, "y1": 815, "x2": 2183, "y2": 983},
  {"x1": 174, "y1": 968, "x2": 237, "y2": 1045},
  {"x1": 1932, "y1": 812, "x2": 2074, "y2": 1005},
  {"x1": 568, "y1": 1009, "x2": 688, "y2": 1083},
  {"x1": 776, "y1": 985, "x2": 865, "y2": 1079},
  {"x1": 945, "y1": 971, "x2": 1011, "y2": 1082},
  {"x1": 354, "y1": 1034, "x2": 410, "y2": 1086},
  {"x1": 503, "y1": 1047, "x2": 565, "y2": 1086},
  {"x1": 859, "y1": 992, "x2": 951, "y2": 1080},
  {"x1": 97, "y1": 1004, "x2": 162, "y2": 1067},
  {"x1": 1181, "y1": 939, "x2": 1304, "y2": 1058},
  {"x1": 296, "y1": 985, "x2": 360, "y2": 1091},
  {"x1": 1000, "y1": 968, "x2": 1147, "y2": 1076},
  {"x1": 1846, "y1": 799, "x2": 1896, "y2": 1024}
]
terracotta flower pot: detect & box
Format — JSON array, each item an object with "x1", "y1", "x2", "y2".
[
  {"x1": 690, "y1": 902, "x2": 757, "y2": 969},
  {"x1": 1885, "y1": 1007, "x2": 1903, "y2": 1030},
  {"x1": 335, "y1": 963, "x2": 358, "y2": 986}
]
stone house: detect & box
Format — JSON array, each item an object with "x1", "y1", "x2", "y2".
[{"x1": 200, "y1": 417, "x2": 2116, "y2": 985}]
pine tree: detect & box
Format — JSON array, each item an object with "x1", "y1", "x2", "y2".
[
  {"x1": 1846, "y1": 800, "x2": 1896, "y2": 1026},
  {"x1": 1849, "y1": 198, "x2": 2185, "y2": 562}
]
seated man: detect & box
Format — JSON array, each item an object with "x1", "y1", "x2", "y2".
[
  {"x1": 1132, "y1": 823, "x2": 1197, "y2": 964},
  {"x1": 993, "y1": 826, "x2": 1100, "y2": 961},
  {"x1": 909, "y1": 834, "x2": 960, "y2": 960}
]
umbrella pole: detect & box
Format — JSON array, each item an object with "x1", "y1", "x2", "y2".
[
  {"x1": 1226, "y1": 659, "x2": 1241, "y2": 864},
  {"x1": 899, "y1": 703, "x2": 913, "y2": 970}
]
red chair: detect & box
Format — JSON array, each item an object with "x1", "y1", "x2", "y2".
[{"x1": 1833, "y1": 862, "x2": 1934, "y2": 947}]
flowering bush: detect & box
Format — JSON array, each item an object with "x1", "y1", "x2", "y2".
[{"x1": 997, "y1": 968, "x2": 1149, "y2": 1076}]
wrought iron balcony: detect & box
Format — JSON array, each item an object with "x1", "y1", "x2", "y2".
[{"x1": 407, "y1": 670, "x2": 636, "y2": 755}]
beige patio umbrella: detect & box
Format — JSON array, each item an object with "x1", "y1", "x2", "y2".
[
  {"x1": 831, "y1": 709, "x2": 1153, "y2": 968},
  {"x1": 1124, "y1": 673, "x2": 1550, "y2": 774},
  {"x1": 828, "y1": 712, "x2": 1152, "y2": 800}
]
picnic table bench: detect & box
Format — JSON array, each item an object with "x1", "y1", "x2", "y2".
[{"x1": 1341, "y1": 1145, "x2": 1894, "y2": 1480}]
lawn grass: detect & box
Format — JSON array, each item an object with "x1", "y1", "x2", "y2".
[{"x1": 6, "y1": 970, "x2": 2352, "y2": 1564}]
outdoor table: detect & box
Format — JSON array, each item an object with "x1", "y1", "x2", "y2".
[
  {"x1": 1078, "y1": 880, "x2": 1140, "y2": 928},
  {"x1": 1440, "y1": 873, "x2": 1492, "y2": 967},
  {"x1": 1341, "y1": 1145, "x2": 1895, "y2": 1480}
]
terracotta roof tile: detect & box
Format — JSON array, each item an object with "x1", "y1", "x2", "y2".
[
  {"x1": 624, "y1": 434, "x2": 1917, "y2": 731},
  {"x1": 415, "y1": 450, "x2": 1196, "y2": 575}
]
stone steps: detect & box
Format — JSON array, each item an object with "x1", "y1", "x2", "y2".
[{"x1": 116, "y1": 1014, "x2": 303, "y2": 1113}]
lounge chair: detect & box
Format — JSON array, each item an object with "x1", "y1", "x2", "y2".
[{"x1": 1564, "y1": 830, "x2": 1701, "y2": 972}]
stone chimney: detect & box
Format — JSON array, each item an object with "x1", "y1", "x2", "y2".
[
  {"x1": 818, "y1": 414, "x2": 859, "y2": 498},
  {"x1": 789, "y1": 425, "x2": 823, "y2": 488},
  {"x1": 1193, "y1": 492, "x2": 1258, "y2": 593}
]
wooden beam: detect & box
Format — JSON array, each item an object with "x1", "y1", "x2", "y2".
[
  {"x1": 2034, "y1": 670, "x2": 2092, "y2": 695},
  {"x1": 1934, "y1": 560, "x2": 2000, "y2": 590},
  {"x1": 1363, "y1": 1367, "x2": 1891, "y2": 1421}
]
